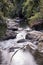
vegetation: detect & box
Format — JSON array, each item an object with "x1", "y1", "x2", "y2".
[
  {"x1": 40, "y1": 0, "x2": 43, "y2": 17},
  {"x1": 0, "y1": 22, "x2": 7, "y2": 38},
  {"x1": 0, "y1": 0, "x2": 43, "y2": 25},
  {"x1": 0, "y1": 0, "x2": 43, "y2": 18}
]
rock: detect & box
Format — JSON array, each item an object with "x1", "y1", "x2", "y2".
[
  {"x1": 8, "y1": 46, "x2": 20, "y2": 52},
  {"x1": 6, "y1": 19, "x2": 18, "y2": 31},
  {"x1": 26, "y1": 31, "x2": 43, "y2": 44},
  {"x1": 25, "y1": 33, "x2": 39, "y2": 44},
  {"x1": 26, "y1": 33, "x2": 34, "y2": 40},
  {"x1": 5, "y1": 19, "x2": 19, "y2": 40},
  {"x1": 17, "y1": 39, "x2": 26, "y2": 43},
  {"x1": 25, "y1": 42, "x2": 37, "y2": 51},
  {"x1": 15, "y1": 17, "x2": 24, "y2": 23},
  {"x1": 2, "y1": 30, "x2": 16, "y2": 40},
  {"x1": 25, "y1": 30, "x2": 43, "y2": 57},
  {"x1": 0, "y1": 18, "x2": 20, "y2": 40},
  {"x1": 31, "y1": 19, "x2": 43, "y2": 31},
  {"x1": 34, "y1": 50, "x2": 43, "y2": 65},
  {"x1": 8, "y1": 47, "x2": 15, "y2": 52},
  {"x1": 38, "y1": 40, "x2": 43, "y2": 53}
]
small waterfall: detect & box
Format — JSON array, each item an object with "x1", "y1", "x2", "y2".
[
  {"x1": 0, "y1": 49, "x2": 37, "y2": 65},
  {"x1": 0, "y1": 21, "x2": 38, "y2": 65},
  {"x1": 11, "y1": 50, "x2": 37, "y2": 65},
  {"x1": 16, "y1": 30, "x2": 27, "y2": 40}
]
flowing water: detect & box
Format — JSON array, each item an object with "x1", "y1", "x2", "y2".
[{"x1": 0, "y1": 23, "x2": 38, "y2": 65}]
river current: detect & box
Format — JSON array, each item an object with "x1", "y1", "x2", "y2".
[{"x1": 0, "y1": 25, "x2": 38, "y2": 65}]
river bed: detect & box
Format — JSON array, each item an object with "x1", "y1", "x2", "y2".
[{"x1": 0, "y1": 19, "x2": 43, "y2": 65}]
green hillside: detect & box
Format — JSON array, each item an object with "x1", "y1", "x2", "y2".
[{"x1": 0, "y1": 0, "x2": 43, "y2": 23}]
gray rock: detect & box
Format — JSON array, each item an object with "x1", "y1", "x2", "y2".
[
  {"x1": 26, "y1": 31, "x2": 43, "y2": 44},
  {"x1": 17, "y1": 39, "x2": 26, "y2": 43},
  {"x1": 2, "y1": 30, "x2": 16, "y2": 40},
  {"x1": 6, "y1": 19, "x2": 19, "y2": 31}
]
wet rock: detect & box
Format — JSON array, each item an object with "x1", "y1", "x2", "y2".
[
  {"x1": 17, "y1": 39, "x2": 26, "y2": 43},
  {"x1": 38, "y1": 40, "x2": 43, "y2": 53},
  {"x1": 26, "y1": 33, "x2": 34, "y2": 40},
  {"x1": 0, "y1": 18, "x2": 19, "y2": 40},
  {"x1": 2, "y1": 30, "x2": 16, "y2": 40},
  {"x1": 26, "y1": 31, "x2": 43, "y2": 43},
  {"x1": 34, "y1": 50, "x2": 43, "y2": 65},
  {"x1": 31, "y1": 19, "x2": 43, "y2": 31},
  {"x1": 25, "y1": 30, "x2": 43, "y2": 58},
  {"x1": 24, "y1": 42, "x2": 37, "y2": 54},
  {"x1": 8, "y1": 47, "x2": 20, "y2": 52},
  {"x1": 6, "y1": 19, "x2": 18, "y2": 31},
  {"x1": 25, "y1": 33, "x2": 39, "y2": 44},
  {"x1": 25, "y1": 31, "x2": 43, "y2": 65},
  {"x1": 8, "y1": 47, "x2": 15, "y2": 52}
]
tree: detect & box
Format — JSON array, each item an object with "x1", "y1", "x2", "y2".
[{"x1": 40, "y1": 0, "x2": 43, "y2": 18}]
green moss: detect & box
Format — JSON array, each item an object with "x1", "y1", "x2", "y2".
[{"x1": 28, "y1": 12, "x2": 43, "y2": 26}]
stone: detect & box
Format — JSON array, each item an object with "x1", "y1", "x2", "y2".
[
  {"x1": 38, "y1": 40, "x2": 43, "y2": 53},
  {"x1": 34, "y1": 50, "x2": 43, "y2": 65},
  {"x1": 6, "y1": 19, "x2": 18, "y2": 31},
  {"x1": 17, "y1": 39, "x2": 26, "y2": 43},
  {"x1": 8, "y1": 47, "x2": 15, "y2": 52},
  {"x1": 26, "y1": 31, "x2": 43, "y2": 43},
  {"x1": 2, "y1": 30, "x2": 16, "y2": 40},
  {"x1": 31, "y1": 19, "x2": 43, "y2": 31}
]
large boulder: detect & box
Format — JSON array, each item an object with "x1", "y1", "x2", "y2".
[
  {"x1": 6, "y1": 19, "x2": 18, "y2": 31},
  {"x1": 0, "y1": 18, "x2": 19, "y2": 40},
  {"x1": 34, "y1": 50, "x2": 43, "y2": 65},
  {"x1": 25, "y1": 31, "x2": 43, "y2": 44},
  {"x1": 31, "y1": 19, "x2": 43, "y2": 31},
  {"x1": 2, "y1": 30, "x2": 16, "y2": 40},
  {"x1": 25, "y1": 30, "x2": 43, "y2": 61}
]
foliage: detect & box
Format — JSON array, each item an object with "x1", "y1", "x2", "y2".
[
  {"x1": 0, "y1": 0, "x2": 43, "y2": 21},
  {"x1": 28, "y1": 12, "x2": 43, "y2": 26},
  {"x1": 40, "y1": 0, "x2": 43, "y2": 17},
  {"x1": 0, "y1": 22, "x2": 7, "y2": 38},
  {"x1": 0, "y1": 0, "x2": 14, "y2": 17}
]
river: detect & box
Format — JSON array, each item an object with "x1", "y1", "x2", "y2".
[{"x1": 0, "y1": 19, "x2": 43, "y2": 65}]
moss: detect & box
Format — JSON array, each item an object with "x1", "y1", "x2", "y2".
[{"x1": 28, "y1": 12, "x2": 43, "y2": 27}]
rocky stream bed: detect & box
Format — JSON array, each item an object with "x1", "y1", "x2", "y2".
[{"x1": 0, "y1": 19, "x2": 43, "y2": 65}]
